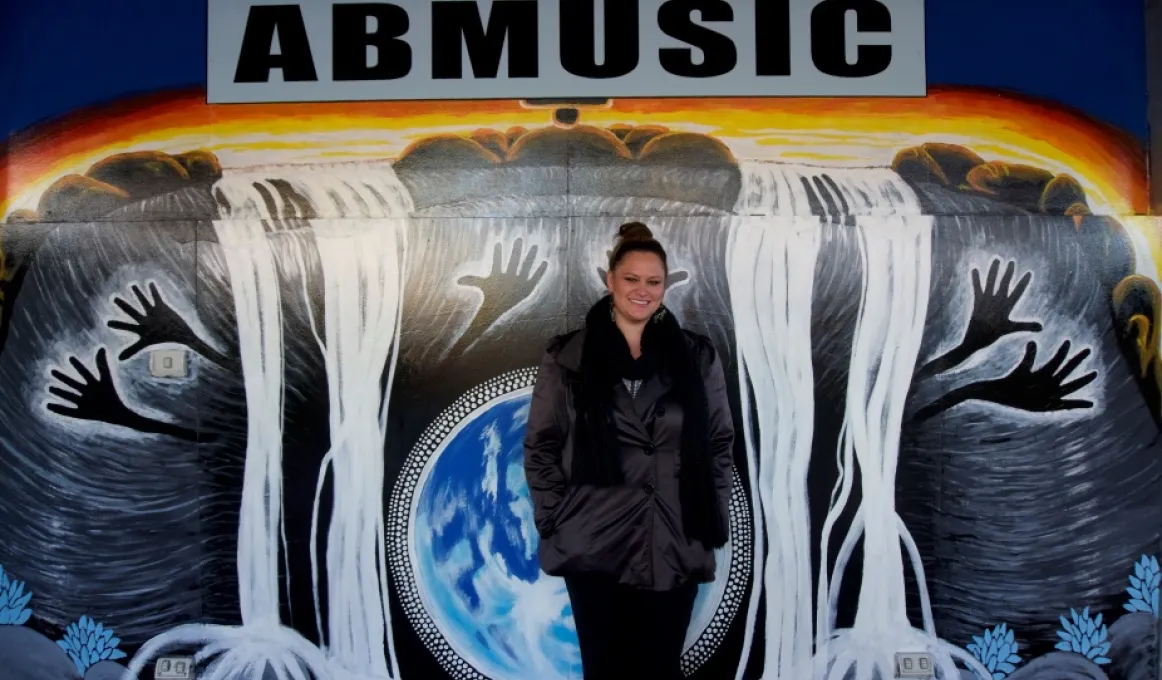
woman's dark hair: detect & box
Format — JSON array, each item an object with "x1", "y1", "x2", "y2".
[{"x1": 608, "y1": 221, "x2": 668, "y2": 274}]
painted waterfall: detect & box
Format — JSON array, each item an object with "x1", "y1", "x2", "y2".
[
  {"x1": 729, "y1": 162, "x2": 992, "y2": 680},
  {"x1": 125, "y1": 165, "x2": 412, "y2": 680},
  {"x1": 300, "y1": 168, "x2": 410, "y2": 680},
  {"x1": 728, "y1": 164, "x2": 822, "y2": 680}
]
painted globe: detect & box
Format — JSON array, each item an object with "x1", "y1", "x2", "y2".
[{"x1": 409, "y1": 388, "x2": 729, "y2": 679}]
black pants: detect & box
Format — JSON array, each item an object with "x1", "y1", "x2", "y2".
[{"x1": 564, "y1": 574, "x2": 698, "y2": 680}]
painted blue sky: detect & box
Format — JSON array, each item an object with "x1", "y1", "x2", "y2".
[{"x1": 1, "y1": 0, "x2": 1149, "y2": 140}]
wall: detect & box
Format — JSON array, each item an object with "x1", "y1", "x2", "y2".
[{"x1": 1, "y1": 2, "x2": 1159, "y2": 680}]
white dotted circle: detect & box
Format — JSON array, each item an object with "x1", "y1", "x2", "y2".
[{"x1": 386, "y1": 367, "x2": 753, "y2": 678}]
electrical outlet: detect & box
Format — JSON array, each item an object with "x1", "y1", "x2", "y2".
[
  {"x1": 149, "y1": 349, "x2": 188, "y2": 379},
  {"x1": 894, "y1": 651, "x2": 934, "y2": 679},
  {"x1": 155, "y1": 656, "x2": 195, "y2": 680}
]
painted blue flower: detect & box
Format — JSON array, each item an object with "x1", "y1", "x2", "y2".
[
  {"x1": 1054, "y1": 606, "x2": 1111, "y2": 665},
  {"x1": 967, "y1": 623, "x2": 1022, "y2": 679},
  {"x1": 55, "y1": 615, "x2": 128, "y2": 674},
  {"x1": 0, "y1": 565, "x2": 33, "y2": 625},
  {"x1": 1124, "y1": 554, "x2": 1160, "y2": 617}
]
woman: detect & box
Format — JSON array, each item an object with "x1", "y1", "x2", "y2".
[{"x1": 523, "y1": 222, "x2": 735, "y2": 679}]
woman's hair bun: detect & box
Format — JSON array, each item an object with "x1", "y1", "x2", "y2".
[
  {"x1": 616, "y1": 221, "x2": 654, "y2": 242},
  {"x1": 608, "y1": 221, "x2": 667, "y2": 273}
]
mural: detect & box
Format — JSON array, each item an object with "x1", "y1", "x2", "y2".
[{"x1": 3, "y1": 2, "x2": 1161, "y2": 680}]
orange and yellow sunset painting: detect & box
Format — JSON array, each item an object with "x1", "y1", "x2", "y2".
[
  {"x1": 2, "y1": 86, "x2": 1148, "y2": 217},
  {"x1": 3, "y1": 85, "x2": 1158, "y2": 281}
]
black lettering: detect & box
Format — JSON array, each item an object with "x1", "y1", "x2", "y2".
[
  {"x1": 432, "y1": 1, "x2": 538, "y2": 79},
  {"x1": 333, "y1": 3, "x2": 411, "y2": 81},
  {"x1": 657, "y1": 0, "x2": 736, "y2": 78},
  {"x1": 755, "y1": 0, "x2": 790, "y2": 76},
  {"x1": 810, "y1": 0, "x2": 892, "y2": 78},
  {"x1": 560, "y1": 0, "x2": 638, "y2": 79},
  {"x1": 234, "y1": 5, "x2": 318, "y2": 83}
]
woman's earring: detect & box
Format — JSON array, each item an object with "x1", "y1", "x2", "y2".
[
  {"x1": 609, "y1": 297, "x2": 616, "y2": 323},
  {"x1": 652, "y1": 306, "x2": 667, "y2": 323}
]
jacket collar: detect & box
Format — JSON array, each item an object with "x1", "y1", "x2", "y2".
[
  {"x1": 555, "y1": 328, "x2": 586, "y2": 374},
  {"x1": 557, "y1": 328, "x2": 673, "y2": 430}
]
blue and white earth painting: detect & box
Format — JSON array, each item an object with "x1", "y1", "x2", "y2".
[{"x1": 410, "y1": 389, "x2": 729, "y2": 680}]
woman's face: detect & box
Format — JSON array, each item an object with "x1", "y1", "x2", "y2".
[{"x1": 606, "y1": 250, "x2": 666, "y2": 324}]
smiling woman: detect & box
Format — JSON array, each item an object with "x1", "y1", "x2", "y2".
[{"x1": 521, "y1": 221, "x2": 736, "y2": 680}]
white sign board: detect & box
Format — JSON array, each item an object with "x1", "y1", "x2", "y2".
[{"x1": 207, "y1": 0, "x2": 926, "y2": 104}]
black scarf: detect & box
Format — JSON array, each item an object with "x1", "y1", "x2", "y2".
[{"x1": 570, "y1": 296, "x2": 728, "y2": 548}]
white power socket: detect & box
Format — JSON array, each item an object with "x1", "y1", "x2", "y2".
[
  {"x1": 895, "y1": 651, "x2": 935, "y2": 679},
  {"x1": 155, "y1": 656, "x2": 195, "y2": 680},
  {"x1": 149, "y1": 349, "x2": 189, "y2": 379}
]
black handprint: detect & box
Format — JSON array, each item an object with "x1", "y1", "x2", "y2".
[
  {"x1": 46, "y1": 347, "x2": 200, "y2": 442},
  {"x1": 450, "y1": 239, "x2": 549, "y2": 356},
  {"x1": 967, "y1": 259, "x2": 1044, "y2": 341},
  {"x1": 458, "y1": 239, "x2": 548, "y2": 305},
  {"x1": 920, "y1": 258, "x2": 1042, "y2": 377},
  {"x1": 596, "y1": 250, "x2": 689, "y2": 290},
  {"x1": 914, "y1": 340, "x2": 1097, "y2": 422},
  {"x1": 108, "y1": 282, "x2": 228, "y2": 365},
  {"x1": 48, "y1": 348, "x2": 126, "y2": 422},
  {"x1": 1001, "y1": 341, "x2": 1098, "y2": 410}
]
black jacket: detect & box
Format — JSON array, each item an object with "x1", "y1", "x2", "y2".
[{"x1": 523, "y1": 328, "x2": 735, "y2": 590}]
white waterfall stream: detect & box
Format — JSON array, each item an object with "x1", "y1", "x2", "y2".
[
  {"x1": 728, "y1": 161, "x2": 991, "y2": 680},
  {"x1": 125, "y1": 164, "x2": 412, "y2": 680},
  {"x1": 282, "y1": 168, "x2": 411, "y2": 680},
  {"x1": 728, "y1": 165, "x2": 822, "y2": 680}
]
